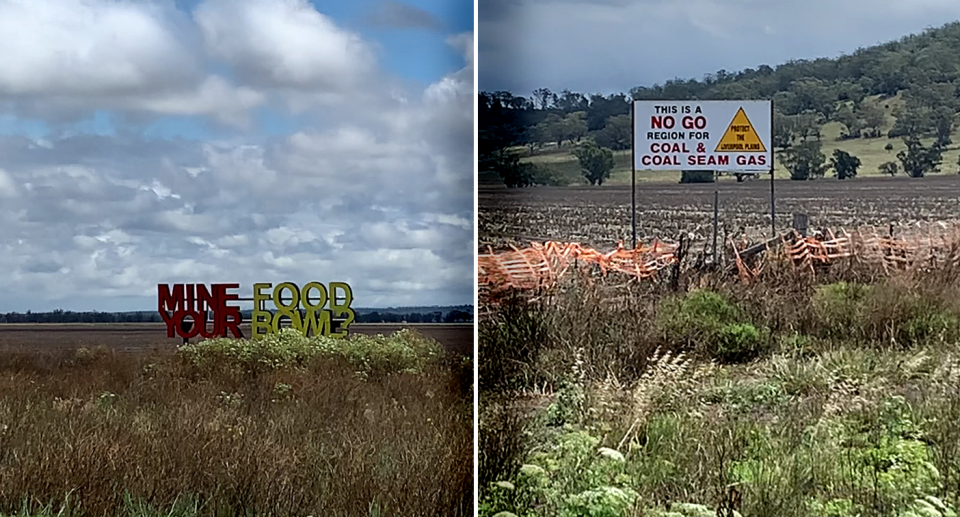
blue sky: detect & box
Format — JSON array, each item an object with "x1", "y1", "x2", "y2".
[
  {"x1": 0, "y1": 0, "x2": 474, "y2": 312},
  {"x1": 315, "y1": 0, "x2": 472, "y2": 82}
]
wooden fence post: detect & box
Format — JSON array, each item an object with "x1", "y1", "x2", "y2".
[{"x1": 793, "y1": 213, "x2": 809, "y2": 237}]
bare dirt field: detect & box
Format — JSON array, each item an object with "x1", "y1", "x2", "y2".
[
  {"x1": 480, "y1": 175, "x2": 960, "y2": 251},
  {"x1": 0, "y1": 323, "x2": 473, "y2": 357}
]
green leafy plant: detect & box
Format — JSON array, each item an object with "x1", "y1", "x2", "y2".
[
  {"x1": 901, "y1": 496, "x2": 957, "y2": 517},
  {"x1": 561, "y1": 485, "x2": 639, "y2": 517},
  {"x1": 844, "y1": 397, "x2": 941, "y2": 512},
  {"x1": 546, "y1": 380, "x2": 585, "y2": 427}
]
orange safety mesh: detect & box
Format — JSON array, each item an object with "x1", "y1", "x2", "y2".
[
  {"x1": 478, "y1": 240, "x2": 679, "y2": 301},
  {"x1": 784, "y1": 224, "x2": 960, "y2": 273},
  {"x1": 479, "y1": 222, "x2": 960, "y2": 305}
]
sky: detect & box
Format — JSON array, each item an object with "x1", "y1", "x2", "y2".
[
  {"x1": 0, "y1": 0, "x2": 474, "y2": 312},
  {"x1": 479, "y1": 0, "x2": 960, "y2": 95}
]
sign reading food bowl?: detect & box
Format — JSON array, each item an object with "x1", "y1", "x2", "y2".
[
  {"x1": 158, "y1": 282, "x2": 355, "y2": 340},
  {"x1": 633, "y1": 100, "x2": 773, "y2": 171}
]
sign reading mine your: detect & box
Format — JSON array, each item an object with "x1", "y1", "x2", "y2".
[{"x1": 158, "y1": 282, "x2": 355, "y2": 340}]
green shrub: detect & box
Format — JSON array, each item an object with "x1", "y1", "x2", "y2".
[
  {"x1": 645, "y1": 502, "x2": 741, "y2": 517},
  {"x1": 178, "y1": 328, "x2": 443, "y2": 377},
  {"x1": 657, "y1": 291, "x2": 765, "y2": 363},
  {"x1": 334, "y1": 328, "x2": 445, "y2": 376},
  {"x1": 179, "y1": 328, "x2": 315, "y2": 369},
  {"x1": 680, "y1": 170, "x2": 716, "y2": 183},
  {"x1": 899, "y1": 310, "x2": 959, "y2": 348},
  {"x1": 529, "y1": 164, "x2": 569, "y2": 186},
  {"x1": 807, "y1": 498, "x2": 861, "y2": 517},
  {"x1": 546, "y1": 380, "x2": 585, "y2": 427},
  {"x1": 811, "y1": 282, "x2": 872, "y2": 341},
  {"x1": 656, "y1": 290, "x2": 741, "y2": 342},
  {"x1": 900, "y1": 496, "x2": 957, "y2": 517},
  {"x1": 716, "y1": 323, "x2": 764, "y2": 363},
  {"x1": 856, "y1": 284, "x2": 960, "y2": 348},
  {"x1": 480, "y1": 426, "x2": 640, "y2": 516},
  {"x1": 812, "y1": 280, "x2": 960, "y2": 348}
]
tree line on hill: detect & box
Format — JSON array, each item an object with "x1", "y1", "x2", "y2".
[
  {"x1": 481, "y1": 21, "x2": 960, "y2": 186},
  {"x1": 0, "y1": 308, "x2": 474, "y2": 324}
]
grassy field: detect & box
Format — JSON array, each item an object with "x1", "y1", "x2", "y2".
[
  {"x1": 0, "y1": 323, "x2": 474, "y2": 357},
  {"x1": 479, "y1": 262, "x2": 960, "y2": 517},
  {"x1": 0, "y1": 329, "x2": 473, "y2": 517},
  {"x1": 507, "y1": 94, "x2": 960, "y2": 186}
]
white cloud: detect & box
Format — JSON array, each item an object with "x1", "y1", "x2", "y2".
[
  {"x1": 426, "y1": 32, "x2": 474, "y2": 104},
  {"x1": 0, "y1": 0, "x2": 200, "y2": 97},
  {"x1": 0, "y1": 168, "x2": 16, "y2": 197},
  {"x1": 0, "y1": 0, "x2": 270, "y2": 125},
  {"x1": 127, "y1": 76, "x2": 266, "y2": 126},
  {"x1": 195, "y1": 0, "x2": 377, "y2": 91}
]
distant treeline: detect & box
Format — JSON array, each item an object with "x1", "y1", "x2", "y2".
[
  {"x1": 0, "y1": 306, "x2": 474, "y2": 324},
  {"x1": 481, "y1": 21, "x2": 960, "y2": 185}
]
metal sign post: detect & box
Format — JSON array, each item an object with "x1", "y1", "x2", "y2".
[
  {"x1": 770, "y1": 168, "x2": 776, "y2": 236},
  {"x1": 631, "y1": 102, "x2": 637, "y2": 250},
  {"x1": 770, "y1": 100, "x2": 776, "y2": 237},
  {"x1": 712, "y1": 190, "x2": 719, "y2": 263}
]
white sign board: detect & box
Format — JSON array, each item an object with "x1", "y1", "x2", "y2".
[{"x1": 633, "y1": 100, "x2": 772, "y2": 171}]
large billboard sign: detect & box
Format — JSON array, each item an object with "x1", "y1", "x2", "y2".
[
  {"x1": 158, "y1": 282, "x2": 355, "y2": 340},
  {"x1": 633, "y1": 100, "x2": 772, "y2": 171}
]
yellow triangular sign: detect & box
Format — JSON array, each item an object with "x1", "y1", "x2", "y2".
[{"x1": 715, "y1": 107, "x2": 766, "y2": 152}]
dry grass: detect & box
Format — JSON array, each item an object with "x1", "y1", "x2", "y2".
[{"x1": 0, "y1": 345, "x2": 472, "y2": 517}]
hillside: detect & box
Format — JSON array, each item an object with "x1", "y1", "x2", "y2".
[{"x1": 480, "y1": 21, "x2": 960, "y2": 185}]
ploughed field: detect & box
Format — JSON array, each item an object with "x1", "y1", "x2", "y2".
[
  {"x1": 0, "y1": 323, "x2": 473, "y2": 357},
  {"x1": 479, "y1": 175, "x2": 960, "y2": 251}
]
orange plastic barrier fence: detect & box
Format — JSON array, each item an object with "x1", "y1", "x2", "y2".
[
  {"x1": 480, "y1": 223, "x2": 960, "y2": 303},
  {"x1": 478, "y1": 240, "x2": 679, "y2": 299},
  {"x1": 783, "y1": 225, "x2": 960, "y2": 273}
]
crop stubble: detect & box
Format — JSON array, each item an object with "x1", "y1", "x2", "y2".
[{"x1": 480, "y1": 176, "x2": 960, "y2": 251}]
